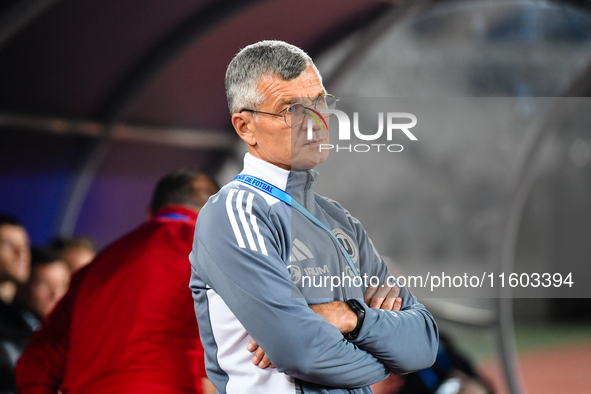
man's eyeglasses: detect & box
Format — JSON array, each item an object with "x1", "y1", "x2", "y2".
[{"x1": 239, "y1": 94, "x2": 339, "y2": 127}]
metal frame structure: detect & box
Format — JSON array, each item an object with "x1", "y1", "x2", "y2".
[
  {"x1": 0, "y1": 0, "x2": 63, "y2": 47},
  {"x1": 0, "y1": 0, "x2": 391, "y2": 236},
  {"x1": 57, "y1": 0, "x2": 264, "y2": 235},
  {"x1": 319, "y1": 1, "x2": 591, "y2": 393}
]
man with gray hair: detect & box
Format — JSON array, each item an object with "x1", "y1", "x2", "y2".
[{"x1": 190, "y1": 40, "x2": 438, "y2": 393}]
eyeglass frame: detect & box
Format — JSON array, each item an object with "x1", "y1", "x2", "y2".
[{"x1": 239, "y1": 94, "x2": 339, "y2": 127}]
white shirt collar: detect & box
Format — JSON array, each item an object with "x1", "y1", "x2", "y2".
[{"x1": 240, "y1": 153, "x2": 290, "y2": 191}]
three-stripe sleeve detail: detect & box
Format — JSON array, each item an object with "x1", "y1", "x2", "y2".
[
  {"x1": 226, "y1": 189, "x2": 245, "y2": 248},
  {"x1": 236, "y1": 190, "x2": 257, "y2": 251},
  {"x1": 226, "y1": 189, "x2": 268, "y2": 255},
  {"x1": 246, "y1": 192, "x2": 268, "y2": 256}
]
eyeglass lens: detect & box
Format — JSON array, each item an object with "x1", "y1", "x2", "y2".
[{"x1": 286, "y1": 95, "x2": 337, "y2": 126}]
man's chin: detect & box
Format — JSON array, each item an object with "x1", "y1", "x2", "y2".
[{"x1": 291, "y1": 151, "x2": 329, "y2": 171}]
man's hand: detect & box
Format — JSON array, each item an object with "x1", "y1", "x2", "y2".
[
  {"x1": 248, "y1": 287, "x2": 403, "y2": 370},
  {"x1": 247, "y1": 338, "x2": 275, "y2": 369},
  {"x1": 364, "y1": 283, "x2": 402, "y2": 311}
]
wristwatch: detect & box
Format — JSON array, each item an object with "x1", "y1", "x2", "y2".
[{"x1": 344, "y1": 299, "x2": 366, "y2": 341}]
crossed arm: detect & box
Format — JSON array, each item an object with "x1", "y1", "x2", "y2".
[
  {"x1": 193, "y1": 191, "x2": 438, "y2": 387},
  {"x1": 249, "y1": 284, "x2": 403, "y2": 369}
]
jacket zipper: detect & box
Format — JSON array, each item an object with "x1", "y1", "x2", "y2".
[
  {"x1": 335, "y1": 234, "x2": 350, "y2": 300},
  {"x1": 303, "y1": 172, "x2": 350, "y2": 300},
  {"x1": 303, "y1": 171, "x2": 312, "y2": 210}
]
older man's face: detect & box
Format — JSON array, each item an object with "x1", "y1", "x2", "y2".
[{"x1": 246, "y1": 65, "x2": 329, "y2": 170}]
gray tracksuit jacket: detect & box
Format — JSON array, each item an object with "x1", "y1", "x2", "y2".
[{"x1": 189, "y1": 153, "x2": 438, "y2": 393}]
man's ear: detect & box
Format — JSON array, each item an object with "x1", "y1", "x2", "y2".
[{"x1": 232, "y1": 112, "x2": 256, "y2": 146}]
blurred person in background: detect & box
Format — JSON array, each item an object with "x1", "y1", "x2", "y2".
[
  {"x1": 50, "y1": 237, "x2": 96, "y2": 272},
  {"x1": 371, "y1": 257, "x2": 492, "y2": 394},
  {"x1": 0, "y1": 214, "x2": 32, "y2": 394},
  {"x1": 16, "y1": 247, "x2": 70, "y2": 322},
  {"x1": 16, "y1": 169, "x2": 219, "y2": 394},
  {"x1": 371, "y1": 334, "x2": 492, "y2": 394}
]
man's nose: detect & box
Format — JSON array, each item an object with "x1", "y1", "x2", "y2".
[
  {"x1": 13, "y1": 244, "x2": 28, "y2": 258},
  {"x1": 304, "y1": 118, "x2": 321, "y2": 140},
  {"x1": 305, "y1": 116, "x2": 321, "y2": 130},
  {"x1": 304, "y1": 109, "x2": 323, "y2": 129}
]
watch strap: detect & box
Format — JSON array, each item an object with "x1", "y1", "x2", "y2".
[{"x1": 344, "y1": 299, "x2": 365, "y2": 341}]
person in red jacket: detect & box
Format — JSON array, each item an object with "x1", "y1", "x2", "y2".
[{"x1": 15, "y1": 168, "x2": 219, "y2": 394}]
